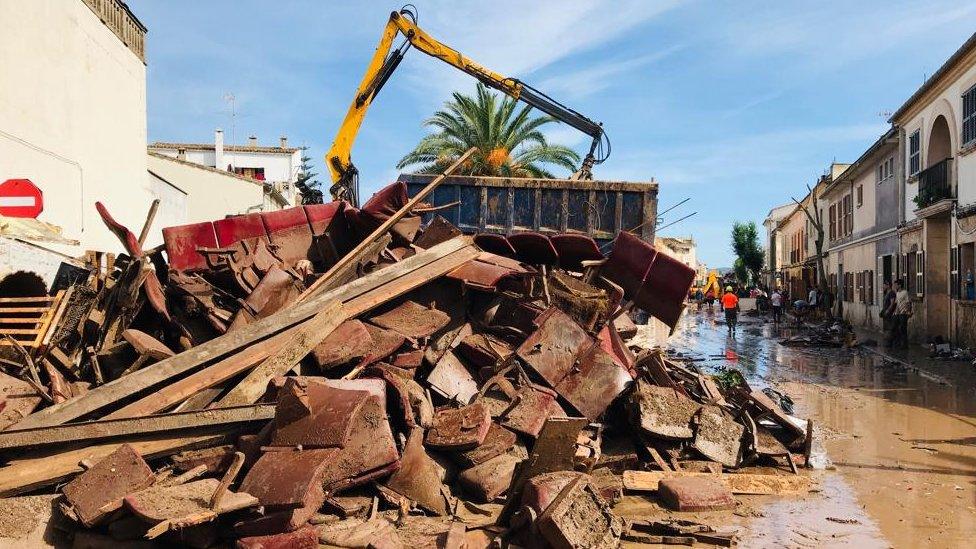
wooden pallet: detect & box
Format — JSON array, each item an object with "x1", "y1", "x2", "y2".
[{"x1": 0, "y1": 291, "x2": 67, "y2": 350}]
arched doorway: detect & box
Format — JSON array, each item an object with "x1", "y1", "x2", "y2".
[{"x1": 928, "y1": 115, "x2": 952, "y2": 166}]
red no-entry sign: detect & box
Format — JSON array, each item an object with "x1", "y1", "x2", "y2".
[{"x1": 0, "y1": 179, "x2": 44, "y2": 218}]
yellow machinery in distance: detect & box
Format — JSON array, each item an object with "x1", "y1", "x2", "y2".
[{"x1": 325, "y1": 6, "x2": 610, "y2": 206}]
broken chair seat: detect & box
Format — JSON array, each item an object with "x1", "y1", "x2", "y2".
[
  {"x1": 446, "y1": 252, "x2": 534, "y2": 291},
  {"x1": 162, "y1": 221, "x2": 219, "y2": 272},
  {"x1": 474, "y1": 233, "x2": 517, "y2": 258},
  {"x1": 602, "y1": 231, "x2": 695, "y2": 330},
  {"x1": 261, "y1": 207, "x2": 316, "y2": 267},
  {"x1": 550, "y1": 233, "x2": 604, "y2": 273},
  {"x1": 508, "y1": 231, "x2": 559, "y2": 266},
  {"x1": 354, "y1": 182, "x2": 424, "y2": 246},
  {"x1": 368, "y1": 300, "x2": 451, "y2": 340},
  {"x1": 425, "y1": 402, "x2": 492, "y2": 450},
  {"x1": 214, "y1": 213, "x2": 268, "y2": 248}
]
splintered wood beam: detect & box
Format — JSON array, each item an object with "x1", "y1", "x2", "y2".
[
  {"x1": 300, "y1": 146, "x2": 477, "y2": 301},
  {"x1": 216, "y1": 301, "x2": 344, "y2": 406},
  {"x1": 13, "y1": 236, "x2": 477, "y2": 429},
  {"x1": 622, "y1": 470, "x2": 811, "y2": 495},
  {"x1": 0, "y1": 405, "x2": 274, "y2": 451},
  {"x1": 0, "y1": 429, "x2": 240, "y2": 497}
]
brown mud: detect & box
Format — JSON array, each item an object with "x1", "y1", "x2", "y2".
[{"x1": 628, "y1": 310, "x2": 976, "y2": 548}]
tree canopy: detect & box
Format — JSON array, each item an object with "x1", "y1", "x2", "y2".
[
  {"x1": 730, "y1": 221, "x2": 765, "y2": 285},
  {"x1": 397, "y1": 83, "x2": 581, "y2": 178}
]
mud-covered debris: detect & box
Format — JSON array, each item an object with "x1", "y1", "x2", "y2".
[{"x1": 657, "y1": 477, "x2": 736, "y2": 512}]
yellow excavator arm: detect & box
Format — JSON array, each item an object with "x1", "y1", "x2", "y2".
[{"x1": 326, "y1": 7, "x2": 609, "y2": 205}]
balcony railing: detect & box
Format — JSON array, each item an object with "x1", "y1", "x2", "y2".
[
  {"x1": 914, "y1": 157, "x2": 954, "y2": 209},
  {"x1": 82, "y1": 0, "x2": 147, "y2": 62}
]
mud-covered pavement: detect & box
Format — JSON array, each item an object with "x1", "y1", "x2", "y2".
[{"x1": 627, "y1": 309, "x2": 976, "y2": 548}]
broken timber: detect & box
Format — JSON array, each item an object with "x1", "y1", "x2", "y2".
[
  {"x1": 0, "y1": 429, "x2": 240, "y2": 497},
  {"x1": 300, "y1": 146, "x2": 476, "y2": 300},
  {"x1": 216, "y1": 301, "x2": 344, "y2": 406},
  {"x1": 9, "y1": 236, "x2": 479, "y2": 429},
  {"x1": 0, "y1": 404, "x2": 274, "y2": 451},
  {"x1": 622, "y1": 470, "x2": 811, "y2": 495}
]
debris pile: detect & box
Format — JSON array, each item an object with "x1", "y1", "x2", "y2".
[{"x1": 0, "y1": 171, "x2": 815, "y2": 547}]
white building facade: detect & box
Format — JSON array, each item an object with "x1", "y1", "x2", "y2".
[
  {"x1": 0, "y1": 0, "x2": 152, "y2": 254},
  {"x1": 150, "y1": 131, "x2": 301, "y2": 206}
]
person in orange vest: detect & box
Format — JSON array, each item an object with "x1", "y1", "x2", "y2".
[{"x1": 722, "y1": 285, "x2": 739, "y2": 336}]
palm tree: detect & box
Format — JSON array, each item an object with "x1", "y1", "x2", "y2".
[{"x1": 397, "y1": 83, "x2": 581, "y2": 178}]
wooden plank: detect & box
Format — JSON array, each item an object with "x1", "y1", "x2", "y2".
[
  {"x1": 0, "y1": 404, "x2": 274, "y2": 451},
  {"x1": 12, "y1": 237, "x2": 477, "y2": 430},
  {"x1": 0, "y1": 297, "x2": 55, "y2": 303},
  {"x1": 622, "y1": 470, "x2": 811, "y2": 495},
  {"x1": 0, "y1": 328, "x2": 43, "y2": 334},
  {"x1": 11, "y1": 238, "x2": 469, "y2": 429},
  {"x1": 216, "y1": 301, "x2": 345, "y2": 406},
  {"x1": 106, "y1": 242, "x2": 479, "y2": 419},
  {"x1": 312, "y1": 234, "x2": 392, "y2": 294},
  {"x1": 0, "y1": 308, "x2": 51, "y2": 314},
  {"x1": 0, "y1": 429, "x2": 238, "y2": 497},
  {"x1": 300, "y1": 147, "x2": 476, "y2": 301}
]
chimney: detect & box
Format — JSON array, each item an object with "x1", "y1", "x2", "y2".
[
  {"x1": 279, "y1": 136, "x2": 288, "y2": 148},
  {"x1": 248, "y1": 135, "x2": 258, "y2": 146},
  {"x1": 215, "y1": 129, "x2": 225, "y2": 171}
]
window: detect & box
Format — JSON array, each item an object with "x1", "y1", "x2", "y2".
[
  {"x1": 828, "y1": 205, "x2": 837, "y2": 241},
  {"x1": 856, "y1": 185, "x2": 863, "y2": 207},
  {"x1": 840, "y1": 194, "x2": 853, "y2": 237},
  {"x1": 844, "y1": 272, "x2": 854, "y2": 303},
  {"x1": 233, "y1": 167, "x2": 266, "y2": 181},
  {"x1": 917, "y1": 252, "x2": 924, "y2": 297},
  {"x1": 906, "y1": 251, "x2": 925, "y2": 297},
  {"x1": 909, "y1": 130, "x2": 921, "y2": 176},
  {"x1": 964, "y1": 84, "x2": 976, "y2": 146},
  {"x1": 866, "y1": 270, "x2": 874, "y2": 305},
  {"x1": 876, "y1": 156, "x2": 894, "y2": 184},
  {"x1": 951, "y1": 246, "x2": 960, "y2": 298},
  {"x1": 957, "y1": 243, "x2": 976, "y2": 300}
]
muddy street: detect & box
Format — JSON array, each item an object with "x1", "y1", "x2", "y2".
[{"x1": 633, "y1": 309, "x2": 976, "y2": 548}]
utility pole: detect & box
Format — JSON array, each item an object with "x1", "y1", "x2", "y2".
[{"x1": 223, "y1": 92, "x2": 236, "y2": 170}]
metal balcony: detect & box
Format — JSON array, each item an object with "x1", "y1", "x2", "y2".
[{"x1": 915, "y1": 157, "x2": 954, "y2": 209}]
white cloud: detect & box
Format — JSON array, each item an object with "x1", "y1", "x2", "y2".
[
  {"x1": 719, "y1": 1, "x2": 976, "y2": 72},
  {"x1": 595, "y1": 122, "x2": 888, "y2": 184},
  {"x1": 537, "y1": 45, "x2": 685, "y2": 100},
  {"x1": 396, "y1": 0, "x2": 686, "y2": 104}
]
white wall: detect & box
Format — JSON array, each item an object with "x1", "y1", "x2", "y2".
[
  {"x1": 146, "y1": 153, "x2": 268, "y2": 229},
  {"x1": 0, "y1": 0, "x2": 150, "y2": 255},
  {"x1": 147, "y1": 170, "x2": 188, "y2": 249}
]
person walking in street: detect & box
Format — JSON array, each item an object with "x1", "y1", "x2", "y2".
[
  {"x1": 722, "y1": 285, "x2": 739, "y2": 336},
  {"x1": 880, "y1": 280, "x2": 895, "y2": 335},
  {"x1": 770, "y1": 288, "x2": 783, "y2": 324},
  {"x1": 885, "y1": 279, "x2": 912, "y2": 349},
  {"x1": 807, "y1": 286, "x2": 818, "y2": 319},
  {"x1": 694, "y1": 287, "x2": 704, "y2": 311}
]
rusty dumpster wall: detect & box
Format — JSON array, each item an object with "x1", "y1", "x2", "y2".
[{"x1": 398, "y1": 174, "x2": 658, "y2": 247}]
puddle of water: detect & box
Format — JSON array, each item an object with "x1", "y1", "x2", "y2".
[{"x1": 633, "y1": 309, "x2": 976, "y2": 548}]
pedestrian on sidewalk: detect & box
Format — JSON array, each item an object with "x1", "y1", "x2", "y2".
[
  {"x1": 885, "y1": 279, "x2": 912, "y2": 349},
  {"x1": 770, "y1": 288, "x2": 783, "y2": 323},
  {"x1": 880, "y1": 280, "x2": 895, "y2": 332},
  {"x1": 722, "y1": 285, "x2": 739, "y2": 336}
]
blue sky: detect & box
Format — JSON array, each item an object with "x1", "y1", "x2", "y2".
[{"x1": 131, "y1": 0, "x2": 976, "y2": 268}]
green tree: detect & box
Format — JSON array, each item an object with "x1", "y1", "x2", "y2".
[
  {"x1": 730, "y1": 221, "x2": 765, "y2": 285},
  {"x1": 397, "y1": 83, "x2": 581, "y2": 178},
  {"x1": 295, "y1": 146, "x2": 324, "y2": 205}
]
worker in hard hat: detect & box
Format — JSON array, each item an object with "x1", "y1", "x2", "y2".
[{"x1": 721, "y1": 285, "x2": 739, "y2": 336}]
